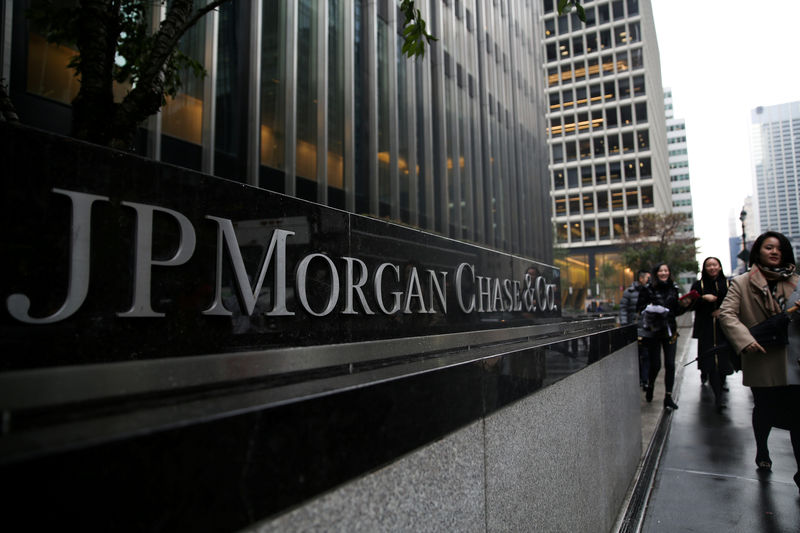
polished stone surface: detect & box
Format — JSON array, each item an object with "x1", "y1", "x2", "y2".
[{"x1": 1, "y1": 123, "x2": 558, "y2": 372}]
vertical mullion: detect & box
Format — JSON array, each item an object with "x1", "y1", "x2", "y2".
[
  {"x1": 201, "y1": 2, "x2": 219, "y2": 175},
  {"x1": 447, "y1": 9, "x2": 462, "y2": 239},
  {"x1": 366, "y1": 0, "x2": 379, "y2": 215},
  {"x1": 1, "y1": 1, "x2": 13, "y2": 83},
  {"x1": 317, "y1": 2, "x2": 329, "y2": 203},
  {"x1": 388, "y1": 5, "x2": 400, "y2": 219},
  {"x1": 475, "y1": 1, "x2": 492, "y2": 247},
  {"x1": 407, "y1": 57, "x2": 418, "y2": 226},
  {"x1": 430, "y1": 1, "x2": 448, "y2": 234},
  {"x1": 146, "y1": 4, "x2": 165, "y2": 161},
  {"x1": 344, "y1": 0, "x2": 355, "y2": 212},
  {"x1": 246, "y1": 0, "x2": 263, "y2": 186},
  {"x1": 283, "y1": 1, "x2": 298, "y2": 194}
]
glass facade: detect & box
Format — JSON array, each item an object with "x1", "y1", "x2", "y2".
[{"x1": 4, "y1": 0, "x2": 555, "y2": 261}]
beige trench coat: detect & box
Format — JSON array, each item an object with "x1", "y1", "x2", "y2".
[{"x1": 718, "y1": 267, "x2": 799, "y2": 387}]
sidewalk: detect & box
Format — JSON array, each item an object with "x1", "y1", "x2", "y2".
[{"x1": 618, "y1": 316, "x2": 800, "y2": 532}]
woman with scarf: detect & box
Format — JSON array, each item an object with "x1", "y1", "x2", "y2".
[
  {"x1": 719, "y1": 231, "x2": 800, "y2": 492},
  {"x1": 691, "y1": 257, "x2": 732, "y2": 412},
  {"x1": 637, "y1": 263, "x2": 690, "y2": 410}
]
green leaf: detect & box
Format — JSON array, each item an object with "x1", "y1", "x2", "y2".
[{"x1": 576, "y1": 4, "x2": 586, "y2": 22}]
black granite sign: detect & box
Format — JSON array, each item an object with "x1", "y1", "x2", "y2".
[{"x1": 1, "y1": 125, "x2": 560, "y2": 371}]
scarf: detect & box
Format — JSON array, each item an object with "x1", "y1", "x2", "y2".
[{"x1": 753, "y1": 264, "x2": 796, "y2": 313}]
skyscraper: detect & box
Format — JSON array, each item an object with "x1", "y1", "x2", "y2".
[
  {"x1": 664, "y1": 87, "x2": 695, "y2": 288},
  {"x1": 542, "y1": 0, "x2": 670, "y2": 309},
  {"x1": 750, "y1": 101, "x2": 800, "y2": 252}
]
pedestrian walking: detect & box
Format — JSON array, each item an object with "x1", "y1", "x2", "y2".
[
  {"x1": 690, "y1": 257, "x2": 732, "y2": 412},
  {"x1": 621, "y1": 270, "x2": 651, "y2": 389},
  {"x1": 637, "y1": 263, "x2": 691, "y2": 410},
  {"x1": 719, "y1": 231, "x2": 800, "y2": 493}
]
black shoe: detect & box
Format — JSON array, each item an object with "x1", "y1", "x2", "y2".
[
  {"x1": 722, "y1": 385, "x2": 729, "y2": 392},
  {"x1": 794, "y1": 472, "x2": 800, "y2": 494},
  {"x1": 756, "y1": 453, "x2": 772, "y2": 471},
  {"x1": 715, "y1": 401, "x2": 727, "y2": 413},
  {"x1": 700, "y1": 372, "x2": 707, "y2": 384},
  {"x1": 664, "y1": 395, "x2": 678, "y2": 410},
  {"x1": 645, "y1": 386, "x2": 653, "y2": 402}
]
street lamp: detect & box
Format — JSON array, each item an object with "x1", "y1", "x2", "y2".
[{"x1": 738, "y1": 209, "x2": 749, "y2": 265}]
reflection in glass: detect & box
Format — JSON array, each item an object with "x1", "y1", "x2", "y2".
[
  {"x1": 296, "y1": 0, "x2": 318, "y2": 183},
  {"x1": 378, "y1": 18, "x2": 391, "y2": 215},
  {"x1": 328, "y1": 0, "x2": 345, "y2": 192},
  {"x1": 162, "y1": 14, "x2": 206, "y2": 146},
  {"x1": 261, "y1": 0, "x2": 287, "y2": 171},
  {"x1": 26, "y1": 33, "x2": 79, "y2": 104}
]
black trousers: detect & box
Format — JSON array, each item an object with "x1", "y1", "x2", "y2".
[
  {"x1": 645, "y1": 336, "x2": 677, "y2": 394},
  {"x1": 751, "y1": 385, "x2": 800, "y2": 471}
]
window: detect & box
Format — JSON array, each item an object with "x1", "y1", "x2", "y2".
[
  {"x1": 622, "y1": 132, "x2": 634, "y2": 153},
  {"x1": 585, "y1": 220, "x2": 597, "y2": 240},
  {"x1": 624, "y1": 159, "x2": 637, "y2": 181},
  {"x1": 609, "y1": 160, "x2": 621, "y2": 182},
  {"x1": 590, "y1": 83, "x2": 602, "y2": 104},
  {"x1": 586, "y1": 32, "x2": 597, "y2": 53},
  {"x1": 631, "y1": 48, "x2": 644, "y2": 69},
  {"x1": 620, "y1": 105, "x2": 632, "y2": 125},
  {"x1": 618, "y1": 78, "x2": 630, "y2": 99},
  {"x1": 598, "y1": 3, "x2": 610, "y2": 24},
  {"x1": 545, "y1": 18, "x2": 555, "y2": 38},
  {"x1": 628, "y1": 22, "x2": 641, "y2": 43},
  {"x1": 635, "y1": 102, "x2": 647, "y2": 123},
  {"x1": 633, "y1": 75, "x2": 645, "y2": 95},
  {"x1": 638, "y1": 130, "x2": 649, "y2": 150},
  {"x1": 555, "y1": 196, "x2": 566, "y2": 216},
  {"x1": 616, "y1": 51, "x2": 629, "y2": 72},
  {"x1": 554, "y1": 170, "x2": 565, "y2": 188},
  {"x1": 562, "y1": 88, "x2": 574, "y2": 108},
  {"x1": 595, "y1": 163, "x2": 608, "y2": 184},
  {"x1": 550, "y1": 117, "x2": 562, "y2": 137},
  {"x1": 591, "y1": 109, "x2": 603, "y2": 130},
  {"x1": 639, "y1": 157, "x2": 651, "y2": 179},
  {"x1": 613, "y1": 217, "x2": 625, "y2": 236},
  {"x1": 558, "y1": 15, "x2": 569, "y2": 35},
  {"x1": 597, "y1": 191, "x2": 609, "y2": 212},
  {"x1": 600, "y1": 30, "x2": 612, "y2": 50},
  {"x1": 612, "y1": 190, "x2": 624, "y2": 211},
  {"x1": 599, "y1": 218, "x2": 610, "y2": 238},
  {"x1": 546, "y1": 43, "x2": 557, "y2": 62},
  {"x1": 588, "y1": 58, "x2": 600, "y2": 78},
  {"x1": 548, "y1": 66, "x2": 559, "y2": 87},
  {"x1": 613, "y1": 2, "x2": 626, "y2": 19},
  {"x1": 543, "y1": 0, "x2": 554, "y2": 14},
  {"x1": 577, "y1": 112, "x2": 589, "y2": 132},
  {"x1": 628, "y1": 0, "x2": 640, "y2": 16},
  {"x1": 585, "y1": 5, "x2": 596, "y2": 26},
  {"x1": 625, "y1": 188, "x2": 639, "y2": 209},
  {"x1": 573, "y1": 36, "x2": 584, "y2": 56},
  {"x1": 593, "y1": 136, "x2": 606, "y2": 157},
  {"x1": 581, "y1": 166, "x2": 593, "y2": 186},
  {"x1": 553, "y1": 143, "x2": 564, "y2": 163},
  {"x1": 557, "y1": 222, "x2": 568, "y2": 243},
  {"x1": 559, "y1": 39, "x2": 570, "y2": 58},
  {"x1": 576, "y1": 87, "x2": 587, "y2": 107},
  {"x1": 580, "y1": 138, "x2": 592, "y2": 159},
  {"x1": 568, "y1": 167, "x2": 578, "y2": 187},
  {"x1": 566, "y1": 142, "x2": 577, "y2": 162},
  {"x1": 615, "y1": 25, "x2": 627, "y2": 45},
  {"x1": 569, "y1": 194, "x2": 581, "y2": 215},
  {"x1": 641, "y1": 185, "x2": 653, "y2": 207},
  {"x1": 605, "y1": 108, "x2": 617, "y2": 130},
  {"x1": 604, "y1": 81, "x2": 615, "y2": 101},
  {"x1": 549, "y1": 92, "x2": 560, "y2": 110}
]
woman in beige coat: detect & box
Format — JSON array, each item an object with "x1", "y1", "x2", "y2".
[{"x1": 719, "y1": 231, "x2": 800, "y2": 492}]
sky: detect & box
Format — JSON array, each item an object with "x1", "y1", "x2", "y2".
[{"x1": 650, "y1": 0, "x2": 800, "y2": 269}]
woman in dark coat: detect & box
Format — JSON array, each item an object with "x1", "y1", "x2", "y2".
[
  {"x1": 637, "y1": 263, "x2": 690, "y2": 409},
  {"x1": 690, "y1": 257, "x2": 731, "y2": 412}
]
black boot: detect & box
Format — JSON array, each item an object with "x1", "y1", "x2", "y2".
[
  {"x1": 663, "y1": 393, "x2": 678, "y2": 410},
  {"x1": 645, "y1": 386, "x2": 653, "y2": 402}
]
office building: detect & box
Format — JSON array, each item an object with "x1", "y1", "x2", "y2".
[
  {"x1": 750, "y1": 101, "x2": 800, "y2": 253},
  {"x1": 664, "y1": 87, "x2": 695, "y2": 288},
  {"x1": 6, "y1": 0, "x2": 553, "y2": 260},
  {"x1": 543, "y1": 0, "x2": 670, "y2": 309}
]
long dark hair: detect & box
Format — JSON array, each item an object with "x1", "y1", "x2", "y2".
[
  {"x1": 748, "y1": 231, "x2": 796, "y2": 268},
  {"x1": 700, "y1": 257, "x2": 726, "y2": 282},
  {"x1": 650, "y1": 262, "x2": 673, "y2": 285}
]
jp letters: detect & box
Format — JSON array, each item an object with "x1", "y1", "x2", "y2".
[{"x1": 7, "y1": 189, "x2": 558, "y2": 325}]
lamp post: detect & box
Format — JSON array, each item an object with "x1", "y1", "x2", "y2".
[{"x1": 739, "y1": 209, "x2": 747, "y2": 252}]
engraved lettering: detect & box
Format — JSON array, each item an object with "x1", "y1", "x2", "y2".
[
  {"x1": 402, "y1": 267, "x2": 427, "y2": 314},
  {"x1": 342, "y1": 257, "x2": 375, "y2": 315},
  {"x1": 455, "y1": 263, "x2": 475, "y2": 313},
  {"x1": 297, "y1": 253, "x2": 339, "y2": 317},
  {"x1": 374, "y1": 263, "x2": 402, "y2": 315}
]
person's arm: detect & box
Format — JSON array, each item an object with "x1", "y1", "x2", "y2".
[
  {"x1": 619, "y1": 290, "x2": 631, "y2": 324},
  {"x1": 719, "y1": 278, "x2": 760, "y2": 354},
  {"x1": 636, "y1": 286, "x2": 651, "y2": 313}
]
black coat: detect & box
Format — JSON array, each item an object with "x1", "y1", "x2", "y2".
[
  {"x1": 637, "y1": 280, "x2": 685, "y2": 338},
  {"x1": 690, "y1": 276, "x2": 727, "y2": 343}
]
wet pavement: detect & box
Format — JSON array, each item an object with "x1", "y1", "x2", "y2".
[{"x1": 625, "y1": 316, "x2": 800, "y2": 532}]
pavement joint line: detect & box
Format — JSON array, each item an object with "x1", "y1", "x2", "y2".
[{"x1": 662, "y1": 467, "x2": 799, "y2": 486}]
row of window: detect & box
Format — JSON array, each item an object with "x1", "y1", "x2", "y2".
[
  {"x1": 547, "y1": 48, "x2": 643, "y2": 87},
  {"x1": 553, "y1": 157, "x2": 652, "y2": 189},
  {"x1": 550, "y1": 102, "x2": 648, "y2": 137},
  {"x1": 552, "y1": 131, "x2": 650, "y2": 163},
  {"x1": 555, "y1": 213, "x2": 646, "y2": 244},
  {"x1": 669, "y1": 148, "x2": 688, "y2": 156},
  {"x1": 670, "y1": 161, "x2": 689, "y2": 169},
  {"x1": 671, "y1": 173, "x2": 690, "y2": 182},
  {"x1": 545, "y1": 22, "x2": 641, "y2": 62},
  {"x1": 672, "y1": 186, "x2": 691, "y2": 194},
  {"x1": 543, "y1": 0, "x2": 640, "y2": 33},
  {"x1": 668, "y1": 135, "x2": 686, "y2": 144},
  {"x1": 554, "y1": 186, "x2": 655, "y2": 217},
  {"x1": 548, "y1": 75, "x2": 646, "y2": 112},
  {"x1": 672, "y1": 199, "x2": 693, "y2": 207}
]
